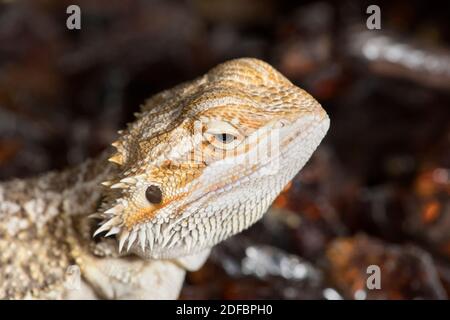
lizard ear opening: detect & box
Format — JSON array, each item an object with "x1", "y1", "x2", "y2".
[{"x1": 145, "y1": 185, "x2": 162, "y2": 204}]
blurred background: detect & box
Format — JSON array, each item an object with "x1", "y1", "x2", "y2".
[{"x1": 0, "y1": 0, "x2": 449, "y2": 299}]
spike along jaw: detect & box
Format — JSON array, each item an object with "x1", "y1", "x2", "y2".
[{"x1": 93, "y1": 59, "x2": 330, "y2": 260}]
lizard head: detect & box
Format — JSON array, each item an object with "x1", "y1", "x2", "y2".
[{"x1": 94, "y1": 58, "x2": 330, "y2": 259}]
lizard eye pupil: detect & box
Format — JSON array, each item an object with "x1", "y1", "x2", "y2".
[
  {"x1": 145, "y1": 185, "x2": 162, "y2": 204},
  {"x1": 216, "y1": 133, "x2": 236, "y2": 144}
]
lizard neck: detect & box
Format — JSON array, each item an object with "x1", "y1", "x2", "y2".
[{"x1": 0, "y1": 150, "x2": 116, "y2": 237}]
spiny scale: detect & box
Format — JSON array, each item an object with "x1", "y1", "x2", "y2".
[
  {"x1": 118, "y1": 230, "x2": 130, "y2": 253},
  {"x1": 120, "y1": 177, "x2": 137, "y2": 184},
  {"x1": 139, "y1": 227, "x2": 146, "y2": 251},
  {"x1": 108, "y1": 153, "x2": 123, "y2": 165},
  {"x1": 93, "y1": 216, "x2": 122, "y2": 237},
  {"x1": 126, "y1": 231, "x2": 137, "y2": 251},
  {"x1": 146, "y1": 228, "x2": 154, "y2": 251},
  {"x1": 105, "y1": 227, "x2": 120, "y2": 237},
  {"x1": 99, "y1": 217, "x2": 178, "y2": 255},
  {"x1": 95, "y1": 170, "x2": 137, "y2": 240},
  {"x1": 101, "y1": 180, "x2": 114, "y2": 187},
  {"x1": 111, "y1": 182, "x2": 127, "y2": 189},
  {"x1": 111, "y1": 140, "x2": 122, "y2": 149}
]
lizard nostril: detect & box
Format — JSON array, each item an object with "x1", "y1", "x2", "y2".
[{"x1": 145, "y1": 185, "x2": 162, "y2": 204}]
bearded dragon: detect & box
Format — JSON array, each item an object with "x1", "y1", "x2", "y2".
[{"x1": 0, "y1": 58, "x2": 329, "y2": 299}]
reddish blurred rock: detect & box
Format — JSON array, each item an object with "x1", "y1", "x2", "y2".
[
  {"x1": 405, "y1": 166, "x2": 450, "y2": 259},
  {"x1": 325, "y1": 234, "x2": 447, "y2": 299}
]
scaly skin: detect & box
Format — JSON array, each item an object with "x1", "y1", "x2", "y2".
[{"x1": 0, "y1": 58, "x2": 329, "y2": 299}]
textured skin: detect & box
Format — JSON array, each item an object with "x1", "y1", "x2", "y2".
[{"x1": 0, "y1": 58, "x2": 329, "y2": 299}]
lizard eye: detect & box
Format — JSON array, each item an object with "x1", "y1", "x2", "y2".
[
  {"x1": 205, "y1": 131, "x2": 242, "y2": 150},
  {"x1": 203, "y1": 120, "x2": 243, "y2": 150},
  {"x1": 214, "y1": 133, "x2": 236, "y2": 144}
]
